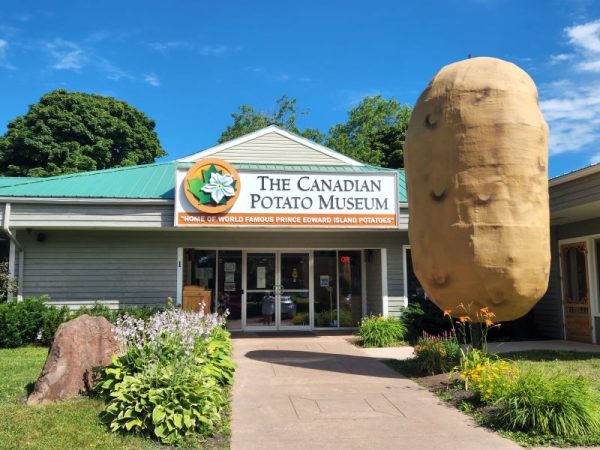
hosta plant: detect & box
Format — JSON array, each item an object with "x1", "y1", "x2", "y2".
[
  {"x1": 95, "y1": 308, "x2": 234, "y2": 445},
  {"x1": 357, "y1": 314, "x2": 407, "y2": 347}
]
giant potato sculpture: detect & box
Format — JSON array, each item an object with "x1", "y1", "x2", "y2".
[{"x1": 404, "y1": 57, "x2": 550, "y2": 322}]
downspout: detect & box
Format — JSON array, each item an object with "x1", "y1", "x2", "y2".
[{"x1": 3, "y1": 203, "x2": 23, "y2": 301}]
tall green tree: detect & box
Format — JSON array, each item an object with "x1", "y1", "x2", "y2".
[
  {"x1": 218, "y1": 95, "x2": 325, "y2": 144},
  {"x1": 218, "y1": 95, "x2": 411, "y2": 168},
  {"x1": 326, "y1": 96, "x2": 412, "y2": 168},
  {"x1": 0, "y1": 89, "x2": 166, "y2": 177}
]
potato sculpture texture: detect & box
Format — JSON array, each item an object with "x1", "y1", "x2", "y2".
[{"x1": 404, "y1": 57, "x2": 550, "y2": 322}]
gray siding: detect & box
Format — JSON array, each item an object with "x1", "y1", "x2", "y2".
[
  {"x1": 555, "y1": 217, "x2": 600, "y2": 240},
  {"x1": 534, "y1": 226, "x2": 564, "y2": 339},
  {"x1": 5, "y1": 201, "x2": 408, "y2": 231},
  {"x1": 18, "y1": 229, "x2": 409, "y2": 310},
  {"x1": 214, "y1": 132, "x2": 346, "y2": 165},
  {"x1": 9, "y1": 203, "x2": 174, "y2": 228},
  {"x1": 365, "y1": 249, "x2": 383, "y2": 315},
  {"x1": 387, "y1": 237, "x2": 409, "y2": 317},
  {"x1": 551, "y1": 172, "x2": 600, "y2": 212}
]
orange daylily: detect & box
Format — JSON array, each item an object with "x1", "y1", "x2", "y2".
[
  {"x1": 443, "y1": 309, "x2": 452, "y2": 317},
  {"x1": 458, "y1": 315, "x2": 471, "y2": 324}
]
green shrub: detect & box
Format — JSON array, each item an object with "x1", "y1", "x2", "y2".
[
  {"x1": 414, "y1": 332, "x2": 460, "y2": 375},
  {"x1": 292, "y1": 312, "x2": 309, "y2": 326},
  {"x1": 95, "y1": 310, "x2": 233, "y2": 445},
  {"x1": 357, "y1": 315, "x2": 407, "y2": 347},
  {"x1": 0, "y1": 297, "x2": 49, "y2": 347},
  {"x1": 401, "y1": 296, "x2": 450, "y2": 342},
  {"x1": 101, "y1": 364, "x2": 226, "y2": 445},
  {"x1": 72, "y1": 302, "x2": 115, "y2": 322},
  {"x1": 39, "y1": 304, "x2": 71, "y2": 346},
  {"x1": 314, "y1": 308, "x2": 354, "y2": 327},
  {"x1": 490, "y1": 369, "x2": 600, "y2": 438}
]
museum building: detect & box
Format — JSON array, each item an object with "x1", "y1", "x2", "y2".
[
  {"x1": 0, "y1": 126, "x2": 409, "y2": 332},
  {"x1": 0, "y1": 124, "x2": 597, "y2": 343}
]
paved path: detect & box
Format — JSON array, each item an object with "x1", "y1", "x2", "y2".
[{"x1": 230, "y1": 334, "x2": 521, "y2": 450}]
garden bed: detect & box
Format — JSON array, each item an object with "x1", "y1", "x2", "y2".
[
  {"x1": 0, "y1": 308, "x2": 234, "y2": 450},
  {"x1": 388, "y1": 350, "x2": 600, "y2": 448}
]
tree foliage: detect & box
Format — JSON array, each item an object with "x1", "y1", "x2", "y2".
[
  {"x1": 325, "y1": 96, "x2": 412, "y2": 168},
  {"x1": 218, "y1": 94, "x2": 411, "y2": 168},
  {"x1": 218, "y1": 95, "x2": 325, "y2": 144},
  {"x1": 0, "y1": 89, "x2": 166, "y2": 177}
]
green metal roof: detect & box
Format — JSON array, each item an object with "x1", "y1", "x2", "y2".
[
  {"x1": 0, "y1": 162, "x2": 177, "y2": 199},
  {"x1": 0, "y1": 161, "x2": 407, "y2": 202},
  {"x1": 0, "y1": 177, "x2": 41, "y2": 187}
]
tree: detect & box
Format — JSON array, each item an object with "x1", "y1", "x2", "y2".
[
  {"x1": 218, "y1": 95, "x2": 325, "y2": 144},
  {"x1": 326, "y1": 96, "x2": 412, "y2": 168},
  {"x1": 0, "y1": 89, "x2": 166, "y2": 177},
  {"x1": 218, "y1": 94, "x2": 411, "y2": 168}
]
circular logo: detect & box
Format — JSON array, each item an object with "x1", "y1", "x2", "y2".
[{"x1": 184, "y1": 157, "x2": 241, "y2": 213}]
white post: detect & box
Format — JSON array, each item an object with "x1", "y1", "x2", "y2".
[
  {"x1": 176, "y1": 247, "x2": 183, "y2": 307},
  {"x1": 381, "y1": 248, "x2": 389, "y2": 317}
]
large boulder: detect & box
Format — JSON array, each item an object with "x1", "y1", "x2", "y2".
[{"x1": 27, "y1": 314, "x2": 118, "y2": 405}]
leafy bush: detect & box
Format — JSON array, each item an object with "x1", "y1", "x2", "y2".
[
  {"x1": 292, "y1": 312, "x2": 309, "y2": 326},
  {"x1": 0, "y1": 297, "x2": 50, "y2": 347},
  {"x1": 490, "y1": 370, "x2": 600, "y2": 438},
  {"x1": 314, "y1": 308, "x2": 354, "y2": 327},
  {"x1": 39, "y1": 304, "x2": 71, "y2": 346},
  {"x1": 357, "y1": 315, "x2": 407, "y2": 347},
  {"x1": 95, "y1": 309, "x2": 233, "y2": 445},
  {"x1": 401, "y1": 296, "x2": 450, "y2": 342},
  {"x1": 459, "y1": 357, "x2": 517, "y2": 402},
  {"x1": 72, "y1": 302, "x2": 117, "y2": 322},
  {"x1": 413, "y1": 332, "x2": 460, "y2": 375}
]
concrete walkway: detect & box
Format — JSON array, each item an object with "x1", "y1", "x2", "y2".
[{"x1": 230, "y1": 333, "x2": 521, "y2": 450}]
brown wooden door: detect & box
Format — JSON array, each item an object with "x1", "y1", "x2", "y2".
[{"x1": 560, "y1": 242, "x2": 593, "y2": 343}]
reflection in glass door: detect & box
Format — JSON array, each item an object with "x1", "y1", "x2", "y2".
[
  {"x1": 279, "y1": 253, "x2": 310, "y2": 328},
  {"x1": 245, "y1": 253, "x2": 277, "y2": 329},
  {"x1": 244, "y1": 251, "x2": 311, "y2": 330}
]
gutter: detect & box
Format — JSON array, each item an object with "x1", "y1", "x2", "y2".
[{"x1": 3, "y1": 203, "x2": 23, "y2": 301}]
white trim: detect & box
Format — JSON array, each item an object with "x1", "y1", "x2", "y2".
[
  {"x1": 7, "y1": 240, "x2": 15, "y2": 301},
  {"x1": 550, "y1": 163, "x2": 600, "y2": 187},
  {"x1": 402, "y1": 245, "x2": 411, "y2": 308},
  {"x1": 381, "y1": 248, "x2": 389, "y2": 316},
  {"x1": 0, "y1": 197, "x2": 173, "y2": 205},
  {"x1": 17, "y1": 248, "x2": 23, "y2": 301},
  {"x1": 178, "y1": 125, "x2": 364, "y2": 166},
  {"x1": 361, "y1": 249, "x2": 367, "y2": 316},
  {"x1": 176, "y1": 247, "x2": 183, "y2": 307}
]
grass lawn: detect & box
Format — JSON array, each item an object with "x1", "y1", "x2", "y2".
[
  {"x1": 0, "y1": 347, "x2": 230, "y2": 450},
  {"x1": 389, "y1": 350, "x2": 600, "y2": 448}
]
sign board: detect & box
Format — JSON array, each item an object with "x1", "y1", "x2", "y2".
[{"x1": 175, "y1": 158, "x2": 399, "y2": 229}]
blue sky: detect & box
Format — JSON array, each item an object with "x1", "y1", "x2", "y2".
[{"x1": 1, "y1": 1, "x2": 600, "y2": 177}]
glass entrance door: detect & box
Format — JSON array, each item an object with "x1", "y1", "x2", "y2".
[
  {"x1": 244, "y1": 251, "x2": 311, "y2": 330},
  {"x1": 245, "y1": 253, "x2": 277, "y2": 329},
  {"x1": 279, "y1": 253, "x2": 310, "y2": 329}
]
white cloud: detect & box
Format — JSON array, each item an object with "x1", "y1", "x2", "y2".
[
  {"x1": 144, "y1": 73, "x2": 160, "y2": 87},
  {"x1": 565, "y1": 19, "x2": 600, "y2": 72},
  {"x1": 540, "y1": 81, "x2": 600, "y2": 154},
  {"x1": 0, "y1": 39, "x2": 14, "y2": 69},
  {"x1": 590, "y1": 152, "x2": 600, "y2": 164},
  {"x1": 198, "y1": 45, "x2": 228, "y2": 56},
  {"x1": 550, "y1": 53, "x2": 574, "y2": 64},
  {"x1": 538, "y1": 19, "x2": 600, "y2": 155},
  {"x1": 147, "y1": 41, "x2": 230, "y2": 56},
  {"x1": 147, "y1": 41, "x2": 192, "y2": 53},
  {"x1": 46, "y1": 38, "x2": 87, "y2": 70}
]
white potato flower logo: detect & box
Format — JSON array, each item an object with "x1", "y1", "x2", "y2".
[{"x1": 201, "y1": 172, "x2": 235, "y2": 204}]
